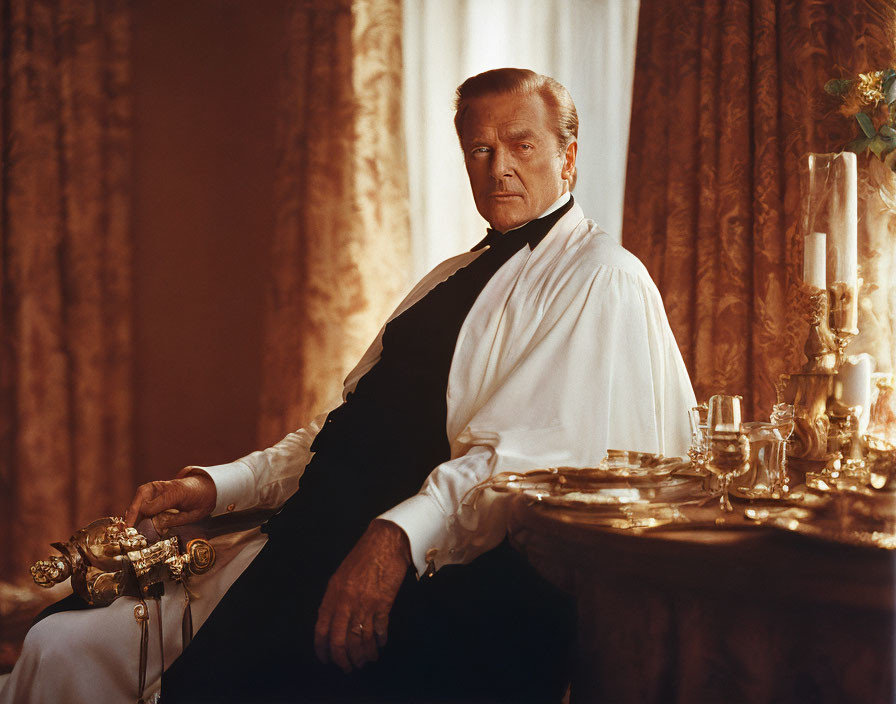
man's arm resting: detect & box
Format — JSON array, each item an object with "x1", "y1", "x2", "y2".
[
  {"x1": 124, "y1": 414, "x2": 328, "y2": 528},
  {"x1": 314, "y1": 519, "x2": 411, "y2": 673},
  {"x1": 315, "y1": 444, "x2": 508, "y2": 673}
]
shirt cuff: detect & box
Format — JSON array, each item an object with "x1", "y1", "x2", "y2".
[
  {"x1": 378, "y1": 493, "x2": 451, "y2": 578},
  {"x1": 195, "y1": 461, "x2": 256, "y2": 516}
]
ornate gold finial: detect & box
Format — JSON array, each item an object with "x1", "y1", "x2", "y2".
[
  {"x1": 30, "y1": 517, "x2": 216, "y2": 607},
  {"x1": 798, "y1": 287, "x2": 839, "y2": 373},
  {"x1": 185, "y1": 539, "x2": 216, "y2": 575},
  {"x1": 30, "y1": 555, "x2": 72, "y2": 588}
]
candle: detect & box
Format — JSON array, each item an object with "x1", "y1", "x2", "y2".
[
  {"x1": 839, "y1": 353, "x2": 874, "y2": 433},
  {"x1": 803, "y1": 231, "x2": 827, "y2": 290}
]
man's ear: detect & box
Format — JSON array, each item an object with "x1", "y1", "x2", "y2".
[{"x1": 561, "y1": 140, "x2": 577, "y2": 182}]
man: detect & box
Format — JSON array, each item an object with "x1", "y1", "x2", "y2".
[{"x1": 3, "y1": 68, "x2": 695, "y2": 703}]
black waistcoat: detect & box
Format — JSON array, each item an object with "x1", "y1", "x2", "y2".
[{"x1": 264, "y1": 197, "x2": 574, "y2": 559}]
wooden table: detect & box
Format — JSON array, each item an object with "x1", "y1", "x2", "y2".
[{"x1": 508, "y1": 499, "x2": 895, "y2": 703}]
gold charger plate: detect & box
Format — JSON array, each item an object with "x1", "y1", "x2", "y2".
[{"x1": 489, "y1": 453, "x2": 716, "y2": 529}]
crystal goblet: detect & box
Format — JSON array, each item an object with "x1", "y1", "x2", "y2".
[
  {"x1": 688, "y1": 404, "x2": 709, "y2": 468},
  {"x1": 706, "y1": 394, "x2": 748, "y2": 512},
  {"x1": 708, "y1": 393, "x2": 742, "y2": 433},
  {"x1": 707, "y1": 431, "x2": 750, "y2": 512}
]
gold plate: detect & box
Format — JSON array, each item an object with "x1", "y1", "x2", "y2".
[{"x1": 489, "y1": 454, "x2": 716, "y2": 530}]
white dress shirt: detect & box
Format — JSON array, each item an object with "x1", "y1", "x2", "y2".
[{"x1": 201, "y1": 195, "x2": 696, "y2": 576}]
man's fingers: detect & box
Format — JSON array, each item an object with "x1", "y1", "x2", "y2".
[
  {"x1": 124, "y1": 475, "x2": 216, "y2": 529},
  {"x1": 152, "y1": 504, "x2": 213, "y2": 530},
  {"x1": 314, "y1": 603, "x2": 334, "y2": 664},
  {"x1": 328, "y1": 609, "x2": 352, "y2": 673},
  {"x1": 346, "y1": 614, "x2": 377, "y2": 669},
  {"x1": 139, "y1": 485, "x2": 183, "y2": 518},
  {"x1": 124, "y1": 483, "x2": 158, "y2": 526},
  {"x1": 345, "y1": 624, "x2": 364, "y2": 669},
  {"x1": 312, "y1": 522, "x2": 409, "y2": 673},
  {"x1": 125, "y1": 481, "x2": 179, "y2": 526},
  {"x1": 360, "y1": 616, "x2": 379, "y2": 664},
  {"x1": 152, "y1": 508, "x2": 199, "y2": 530},
  {"x1": 373, "y1": 612, "x2": 389, "y2": 648}
]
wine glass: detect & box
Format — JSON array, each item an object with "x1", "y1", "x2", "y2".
[
  {"x1": 770, "y1": 402, "x2": 795, "y2": 439},
  {"x1": 771, "y1": 402, "x2": 795, "y2": 490},
  {"x1": 706, "y1": 395, "x2": 749, "y2": 512},
  {"x1": 708, "y1": 393, "x2": 742, "y2": 434},
  {"x1": 688, "y1": 404, "x2": 709, "y2": 467}
]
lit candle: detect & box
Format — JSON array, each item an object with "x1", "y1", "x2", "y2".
[{"x1": 803, "y1": 231, "x2": 826, "y2": 290}]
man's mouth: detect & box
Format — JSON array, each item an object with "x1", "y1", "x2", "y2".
[{"x1": 489, "y1": 192, "x2": 523, "y2": 199}]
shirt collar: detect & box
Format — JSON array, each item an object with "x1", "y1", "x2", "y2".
[
  {"x1": 472, "y1": 193, "x2": 575, "y2": 252},
  {"x1": 528, "y1": 191, "x2": 571, "y2": 222}
]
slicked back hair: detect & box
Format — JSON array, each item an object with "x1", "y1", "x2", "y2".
[{"x1": 453, "y1": 68, "x2": 578, "y2": 189}]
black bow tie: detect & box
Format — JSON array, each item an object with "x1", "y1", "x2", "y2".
[
  {"x1": 472, "y1": 228, "x2": 509, "y2": 252},
  {"x1": 471, "y1": 196, "x2": 574, "y2": 252}
]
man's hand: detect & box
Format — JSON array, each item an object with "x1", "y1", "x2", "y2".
[
  {"x1": 314, "y1": 520, "x2": 411, "y2": 673},
  {"x1": 124, "y1": 467, "x2": 217, "y2": 528}
]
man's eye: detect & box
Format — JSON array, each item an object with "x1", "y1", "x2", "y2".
[
  {"x1": 519, "y1": 144, "x2": 533, "y2": 151},
  {"x1": 472, "y1": 147, "x2": 490, "y2": 154}
]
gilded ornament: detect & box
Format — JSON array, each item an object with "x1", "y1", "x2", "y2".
[{"x1": 29, "y1": 517, "x2": 216, "y2": 607}]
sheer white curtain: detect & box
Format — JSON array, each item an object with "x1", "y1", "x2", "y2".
[{"x1": 402, "y1": 0, "x2": 640, "y2": 279}]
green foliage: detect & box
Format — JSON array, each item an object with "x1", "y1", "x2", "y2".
[
  {"x1": 845, "y1": 137, "x2": 871, "y2": 154},
  {"x1": 885, "y1": 71, "x2": 896, "y2": 104},
  {"x1": 829, "y1": 68, "x2": 896, "y2": 170},
  {"x1": 857, "y1": 112, "x2": 877, "y2": 137},
  {"x1": 869, "y1": 135, "x2": 892, "y2": 157}
]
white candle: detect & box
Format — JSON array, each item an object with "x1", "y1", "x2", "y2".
[
  {"x1": 840, "y1": 151, "x2": 858, "y2": 293},
  {"x1": 803, "y1": 231, "x2": 826, "y2": 290},
  {"x1": 839, "y1": 353, "x2": 874, "y2": 432}
]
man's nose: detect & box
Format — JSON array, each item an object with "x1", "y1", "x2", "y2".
[{"x1": 489, "y1": 148, "x2": 514, "y2": 180}]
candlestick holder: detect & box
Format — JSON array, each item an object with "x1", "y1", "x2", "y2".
[
  {"x1": 828, "y1": 280, "x2": 859, "y2": 339},
  {"x1": 777, "y1": 285, "x2": 849, "y2": 477}
]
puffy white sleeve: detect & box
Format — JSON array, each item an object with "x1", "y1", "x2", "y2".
[
  {"x1": 381, "y1": 262, "x2": 696, "y2": 576},
  {"x1": 199, "y1": 254, "x2": 482, "y2": 518},
  {"x1": 200, "y1": 413, "x2": 327, "y2": 515}
]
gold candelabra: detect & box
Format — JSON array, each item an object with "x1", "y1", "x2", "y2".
[{"x1": 777, "y1": 283, "x2": 859, "y2": 477}]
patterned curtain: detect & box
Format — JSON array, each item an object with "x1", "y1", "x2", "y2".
[
  {"x1": 0, "y1": 0, "x2": 133, "y2": 581},
  {"x1": 257, "y1": 0, "x2": 411, "y2": 445},
  {"x1": 622, "y1": 0, "x2": 895, "y2": 419}
]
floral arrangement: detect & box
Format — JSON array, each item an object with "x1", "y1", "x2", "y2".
[{"x1": 826, "y1": 69, "x2": 896, "y2": 169}]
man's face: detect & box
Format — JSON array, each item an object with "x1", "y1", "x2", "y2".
[{"x1": 460, "y1": 91, "x2": 577, "y2": 233}]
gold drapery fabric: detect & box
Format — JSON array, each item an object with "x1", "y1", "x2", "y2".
[
  {"x1": 257, "y1": 0, "x2": 411, "y2": 445},
  {"x1": 0, "y1": 0, "x2": 133, "y2": 580},
  {"x1": 623, "y1": 0, "x2": 896, "y2": 419}
]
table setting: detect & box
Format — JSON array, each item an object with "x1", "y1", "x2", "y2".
[{"x1": 486, "y1": 392, "x2": 895, "y2": 553}]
